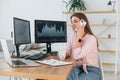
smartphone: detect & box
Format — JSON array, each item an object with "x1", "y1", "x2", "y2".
[{"x1": 80, "y1": 19, "x2": 87, "y2": 27}]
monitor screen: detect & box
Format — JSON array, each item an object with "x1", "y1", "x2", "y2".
[
  {"x1": 13, "y1": 17, "x2": 31, "y2": 57},
  {"x1": 14, "y1": 17, "x2": 31, "y2": 45},
  {"x1": 35, "y1": 20, "x2": 67, "y2": 53},
  {"x1": 35, "y1": 20, "x2": 67, "y2": 43}
]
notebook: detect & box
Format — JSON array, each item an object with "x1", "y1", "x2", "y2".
[
  {"x1": 0, "y1": 39, "x2": 39, "y2": 67},
  {"x1": 36, "y1": 59, "x2": 72, "y2": 66}
]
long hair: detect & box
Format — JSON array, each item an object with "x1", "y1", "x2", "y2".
[{"x1": 70, "y1": 12, "x2": 99, "y2": 48}]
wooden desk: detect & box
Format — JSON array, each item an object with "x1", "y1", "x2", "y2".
[{"x1": 0, "y1": 57, "x2": 75, "y2": 80}]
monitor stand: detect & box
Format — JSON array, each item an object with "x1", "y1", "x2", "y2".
[
  {"x1": 46, "y1": 43, "x2": 58, "y2": 56},
  {"x1": 46, "y1": 42, "x2": 51, "y2": 53}
]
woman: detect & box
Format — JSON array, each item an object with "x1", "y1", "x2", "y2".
[{"x1": 66, "y1": 13, "x2": 101, "y2": 80}]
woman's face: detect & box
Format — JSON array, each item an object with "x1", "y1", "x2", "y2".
[{"x1": 71, "y1": 16, "x2": 80, "y2": 32}]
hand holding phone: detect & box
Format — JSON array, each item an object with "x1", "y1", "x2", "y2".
[{"x1": 80, "y1": 19, "x2": 87, "y2": 27}]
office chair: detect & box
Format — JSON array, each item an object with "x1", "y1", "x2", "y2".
[{"x1": 98, "y1": 53, "x2": 104, "y2": 80}]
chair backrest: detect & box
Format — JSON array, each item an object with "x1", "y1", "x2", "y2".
[
  {"x1": 98, "y1": 53, "x2": 104, "y2": 80},
  {"x1": 0, "y1": 39, "x2": 12, "y2": 65}
]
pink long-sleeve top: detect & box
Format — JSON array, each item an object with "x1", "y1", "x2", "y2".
[{"x1": 66, "y1": 33, "x2": 99, "y2": 68}]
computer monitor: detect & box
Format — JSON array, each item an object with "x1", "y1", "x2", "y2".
[
  {"x1": 13, "y1": 17, "x2": 31, "y2": 58},
  {"x1": 35, "y1": 20, "x2": 67, "y2": 53}
]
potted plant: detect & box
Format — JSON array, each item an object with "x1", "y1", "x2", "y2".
[{"x1": 66, "y1": 0, "x2": 87, "y2": 12}]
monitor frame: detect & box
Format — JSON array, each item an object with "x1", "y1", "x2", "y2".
[
  {"x1": 13, "y1": 17, "x2": 31, "y2": 58},
  {"x1": 34, "y1": 20, "x2": 67, "y2": 53}
]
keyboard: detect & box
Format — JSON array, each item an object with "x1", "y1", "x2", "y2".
[{"x1": 25, "y1": 53, "x2": 49, "y2": 60}]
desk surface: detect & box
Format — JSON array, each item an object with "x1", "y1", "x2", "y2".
[{"x1": 0, "y1": 57, "x2": 75, "y2": 80}]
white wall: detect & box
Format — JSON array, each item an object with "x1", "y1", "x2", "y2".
[
  {"x1": 0, "y1": 0, "x2": 119, "y2": 39},
  {"x1": 0, "y1": 0, "x2": 63, "y2": 41},
  {"x1": 0, "y1": 0, "x2": 118, "y2": 40}
]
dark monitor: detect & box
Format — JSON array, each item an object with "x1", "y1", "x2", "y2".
[
  {"x1": 13, "y1": 17, "x2": 31, "y2": 58},
  {"x1": 35, "y1": 20, "x2": 67, "y2": 53}
]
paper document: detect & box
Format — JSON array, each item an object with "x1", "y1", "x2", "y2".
[{"x1": 36, "y1": 59, "x2": 72, "y2": 66}]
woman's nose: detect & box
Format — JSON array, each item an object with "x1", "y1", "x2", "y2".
[{"x1": 71, "y1": 24, "x2": 74, "y2": 28}]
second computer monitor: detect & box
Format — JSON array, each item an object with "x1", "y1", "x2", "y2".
[
  {"x1": 35, "y1": 20, "x2": 67, "y2": 53},
  {"x1": 13, "y1": 17, "x2": 31, "y2": 57}
]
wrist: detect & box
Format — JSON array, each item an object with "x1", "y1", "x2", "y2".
[
  {"x1": 74, "y1": 39, "x2": 82, "y2": 48},
  {"x1": 78, "y1": 38, "x2": 82, "y2": 43}
]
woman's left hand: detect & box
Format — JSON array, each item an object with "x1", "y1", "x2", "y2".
[
  {"x1": 76, "y1": 57, "x2": 88, "y2": 74},
  {"x1": 82, "y1": 57, "x2": 88, "y2": 74},
  {"x1": 83, "y1": 64, "x2": 88, "y2": 74}
]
